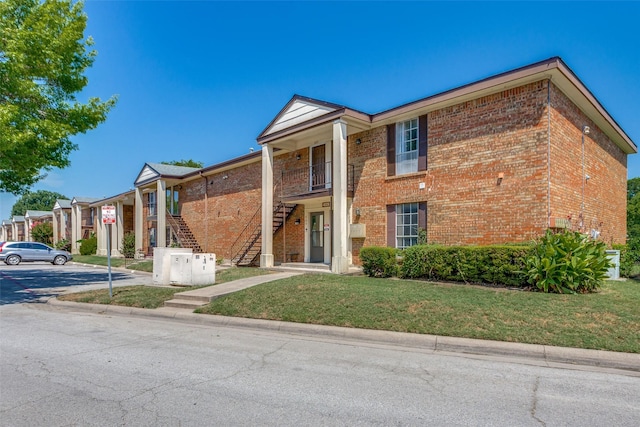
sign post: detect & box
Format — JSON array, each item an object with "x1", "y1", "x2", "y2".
[{"x1": 102, "y1": 205, "x2": 117, "y2": 298}]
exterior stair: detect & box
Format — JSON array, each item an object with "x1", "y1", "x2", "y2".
[
  {"x1": 231, "y1": 202, "x2": 296, "y2": 267},
  {"x1": 167, "y1": 213, "x2": 203, "y2": 253}
]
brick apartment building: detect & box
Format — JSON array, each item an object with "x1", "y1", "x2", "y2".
[{"x1": 94, "y1": 57, "x2": 635, "y2": 274}]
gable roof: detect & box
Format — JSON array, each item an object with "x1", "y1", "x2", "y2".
[
  {"x1": 257, "y1": 57, "x2": 636, "y2": 154},
  {"x1": 24, "y1": 210, "x2": 53, "y2": 218},
  {"x1": 12, "y1": 216, "x2": 25, "y2": 222},
  {"x1": 53, "y1": 199, "x2": 72, "y2": 210},
  {"x1": 71, "y1": 197, "x2": 100, "y2": 206},
  {"x1": 135, "y1": 162, "x2": 201, "y2": 187}
]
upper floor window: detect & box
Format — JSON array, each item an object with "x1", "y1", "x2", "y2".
[
  {"x1": 396, "y1": 118, "x2": 418, "y2": 175},
  {"x1": 148, "y1": 192, "x2": 157, "y2": 216}
]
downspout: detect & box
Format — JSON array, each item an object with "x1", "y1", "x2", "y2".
[
  {"x1": 547, "y1": 79, "x2": 551, "y2": 228},
  {"x1": 201, "y1": 172, "x2": 208, "y2": 252}
]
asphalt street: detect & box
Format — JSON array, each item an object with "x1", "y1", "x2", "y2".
[
  {"x1": 2, "y1": 303, "x2": 639, "y2": 426},
  {"x1": 0, "y1": 262, "x2": 152, "y2": 305}
]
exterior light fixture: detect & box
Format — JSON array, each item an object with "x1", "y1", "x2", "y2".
[
  {"x1": 355, "y1": 208, "x2": 361, "y2": 216},
  {"x1": 296, "y1": 154, "x2": 301, "y2": 160},
  {"x1": 355, "y1": 138, "x2": 362, "y2": 145}
]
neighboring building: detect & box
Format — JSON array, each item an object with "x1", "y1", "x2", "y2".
[
  {"x1": 1, "y1": 219, "x2": 12, "y2": 241},
  {"x1": 70, "y1": 197, "x2": 99, "y2": 254},
  {"x1": 91, "y1": 190, "x2": 135, "y2": 257},
  {"x1": 24, "y1": 210, "x2": 54, "y2": 242},
  {"x1": 52, "y1": 199, "x2": 72, "y2": 246},
  {"x1": 92, "y1": 57, "x2": 635, "y2": 273},
  {"x1": 11, "y1": 216, "x2": 25, "y2": 242}
]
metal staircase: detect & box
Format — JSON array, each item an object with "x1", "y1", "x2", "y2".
[
  {"x1": 166, "y1": 212, "x2": 203, "y2": 253},
  {"x1": 231, "y1": 202, "x2": 296, "y2": 266}
]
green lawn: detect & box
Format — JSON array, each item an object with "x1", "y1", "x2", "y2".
[
  {"x1": 59, "y1": 263, "x2": 640, "y2": 353},
  {"x1": 196, "y1": 274, "x2": 640, "y2": 353},
  {"x1": 58, "y1": 267, "x2": 272, "y2": 308}
]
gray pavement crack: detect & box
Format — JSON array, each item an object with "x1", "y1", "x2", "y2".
[{"x1": 530, "y1": 376, "x2": 546, "y2": 426}]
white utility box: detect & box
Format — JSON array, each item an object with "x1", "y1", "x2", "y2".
[
  {"x1": 169, "y1": 254, "x2": 192, "y2": 285},
  {"x1": 605, "y1": 250, "x2": 620, "y2": 280},
  {"x1": 153, "y1": 247, "x2": 192, "y2": 285},
  {"x1": 191, "y1": 253, "x2": 216, "y2": 285}
]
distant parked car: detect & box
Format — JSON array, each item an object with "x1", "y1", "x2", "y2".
[{"x1": 0, "y1": 241, "x2": 73, "y2": 265}]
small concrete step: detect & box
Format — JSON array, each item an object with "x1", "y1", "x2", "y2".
[
  {"x1": 171, "y1": 293, "x2": 211, "y2": 303},
  {"x1": 164, "y1": 299, "x2": 207, "y2": 309}
]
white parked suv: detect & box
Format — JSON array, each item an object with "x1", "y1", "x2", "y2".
[{"x1": 0, "y1": 241, "x2": 73, "y2": 265}]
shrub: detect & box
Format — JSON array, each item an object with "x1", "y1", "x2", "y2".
[
  {"x1": 401, "y1": 244, "x2": 532, "y2": 287},
  {"x1": 360, "y1": 246, "x2": 398, "y2": 278},
  {"x1": 55, "y1": 238, "x2": 71, "y2": 252},
  {"x1": 121, "y1": 232, "x2": 136, "y2": 259},
  {"x1": 31, "y1": 222, "x2": 53, "y2": 245},
  {"x1": 525, "y1": 230, "x2": 610, "y2": 294},
  {"x1": 79, "y1": 233, "x2": 97, "y2": 255}
]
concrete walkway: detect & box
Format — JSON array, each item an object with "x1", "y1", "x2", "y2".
[{"x1": 164, "y1": 271, "x2": 303, "y2": 309}]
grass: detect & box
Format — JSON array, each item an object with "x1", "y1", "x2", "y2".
[
  {"x1": 58, "y1": 267, "x2": 272, "y2": 309},
  {"x1": 196, "y1": 274, "x2": 640, "y2": 353},
  {"x1": 72, "y1": 255, "x2": 153, "y2": 272}
]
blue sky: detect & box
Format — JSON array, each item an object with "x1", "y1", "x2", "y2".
[{"x1": 2, "y1": 1, "x2": 639, "y2": 220}]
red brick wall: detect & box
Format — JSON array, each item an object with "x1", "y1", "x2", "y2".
[
  {"x1": 179, "y1": 162, "x2": 262, "y2": 261},
  {"x1": 549, "y1": 84, "x2": 627, "y2": 245},
  {"x1": 123, "y1": 205, "x2": 134, "y2": 234},
  {"x1": 350, "y1": 81, "x2": 551, "y2": 261}
]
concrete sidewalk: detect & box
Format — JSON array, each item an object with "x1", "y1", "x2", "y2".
[{"x1": 164, "y1": 271, "x2": 303, "y2": 309}]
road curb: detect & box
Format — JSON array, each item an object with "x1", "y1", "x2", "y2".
[{"x1": 47, "y1": 298, "x2": 640, "y2": 373}]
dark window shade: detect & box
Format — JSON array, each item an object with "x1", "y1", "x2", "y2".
[
  {"x1": 387, "y1": 124, "x2": 396, "y2": 176},
  {"x1": 418, "y1": 115, "x2": 427, "y2": 171},
  {"x1": 386, "y1": 205, "x2": 395, "y2": 247}
]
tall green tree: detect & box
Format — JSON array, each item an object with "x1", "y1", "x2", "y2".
[
  {"x1": 161, "y1": 159, "x2": 204, "y2": 168},
  {"x1": 11, "y1": 190, "x2": 66, "y2": 216},
  {"x1": 627, "y1": 177, "x2": 640, "y2": 250},
  {"x1": 0, "y1": 0, "x2": 117, "y2": 194}
]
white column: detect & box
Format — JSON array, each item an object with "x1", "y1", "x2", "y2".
[
  {"x1": 61, "y1": 210, "x2": 68, "y2": 240},
  {"x1": 135, "y1": 187, "x2": 144, "y2": 259},
  {"x1": 71, "y1": 205, "x2": 79, "y2": 254},
  {"x1": 331, "y1": 119, "x2": 349, "y2": 274},
  {"x1": 97, "y1": 207, "x2": 108, "y2": 256},
  {"x1": 157, "y1": 180, "x2": 167, "y2": 248},
  {"x1": 260, "y1": 145, "x2": 274, "y2": 268},
  {"x1": 24, "y1": 218, "x2": 30, "y2": 242},
  {"x1": 52, "y1": 211, "x2": 59, "y2": 244},
  {"x1": 113, "y1": 201, "x2": 124, "y2": 256}
]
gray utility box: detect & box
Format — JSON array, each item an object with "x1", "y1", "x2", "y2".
[
  {"x1": 605, "y1": 250, "x2": 620, "y2": 280},
  {"x1": 153, "y1": 247, "x2": 193, "y2": 285}
]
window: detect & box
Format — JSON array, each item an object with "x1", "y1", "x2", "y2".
[
  {"x1": 396, "y1": 203, "x2": 419, "y2": 249},
  {"x1": 148, "y1": 192, "x2": 157, "y2": 216},
  {"x1": 396, "y1": 118, "x2": 418, "y2": 175}
]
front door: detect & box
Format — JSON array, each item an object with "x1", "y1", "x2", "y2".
[{"x1": 310, "y1": 212, "x2": 324, "y2": 262}]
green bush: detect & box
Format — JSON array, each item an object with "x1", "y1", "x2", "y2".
[
  {"x1": 121, "y1": 232, "x2": 136, "y2": 259},
  {"x1": 525, "y1": 230, "x2": 610, "y2": 294},
  {"x1": 401, "y1": 244, "x2": 532, "y2": 287},
  {"x1": 55, "y1": 238, "x2": 71, "y2": 252},
  {"x1": 31, "y1": 222, "x2": 53, "y2": 245},
  {"x1": 79, "y1": 233, "x2": 97, "y2": 255},
  {"x1": 360, "y1": 246, "x2": 399, "y2": 278}
]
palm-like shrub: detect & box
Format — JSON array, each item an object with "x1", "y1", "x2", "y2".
[{"x1": 525, "y1": 230, "x2": 611, "y2": 293}]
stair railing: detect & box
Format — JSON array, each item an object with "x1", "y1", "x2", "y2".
[{"x1": 166, "y1": 210, "x2": 200, "y2": 250}]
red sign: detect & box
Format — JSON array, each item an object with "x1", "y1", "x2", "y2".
[{"x1": 102, "y1": 205, "x2": 116, "y2": 224}]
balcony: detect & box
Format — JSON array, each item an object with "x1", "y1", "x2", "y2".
[{"x1": 279, "y1": 162, "x2": 354, "y2": 200}]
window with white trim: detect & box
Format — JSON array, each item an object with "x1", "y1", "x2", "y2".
[
  {"x1": 396, "y1": 203, "x2": 419, "y2": 249},
  {"x1": 396, "y1": 118, "x2": 418, "y2": 175}
]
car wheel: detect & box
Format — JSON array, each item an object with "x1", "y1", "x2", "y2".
[
  {"x1": 53, "y1": 255, "x2": 67, "y2": 265},
  {"x1": 5, "y1": 255, "x2": 21, "y2": 265}
]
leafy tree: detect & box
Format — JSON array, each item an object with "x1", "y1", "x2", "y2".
[
  {"x1": 31, "y1": 221, "x2": 53, "y2": 245},
  {"x1": 11, "y1": 190, "x2": 67, "y2": 216},
  {"x1": 626, "y1": 178, "x2": 640, "y2": 265},
  {"x1": 0, "y1": 0, "x2": 117, "y2": 194},
  {"x1": 161, "y1": 159, "x2": 204, "y2": 168}
]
